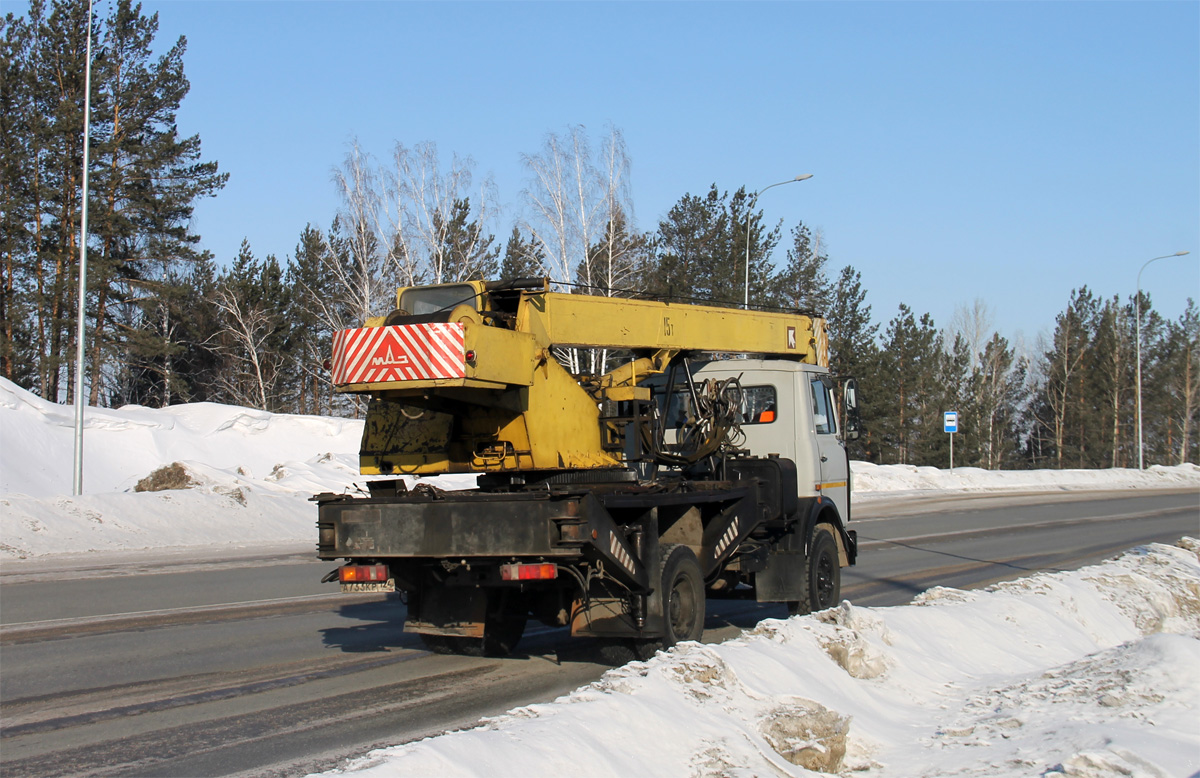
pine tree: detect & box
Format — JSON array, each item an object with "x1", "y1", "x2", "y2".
[
  {"x1": 87, "y1": 0, "x2": 226, "y2": 405},
  {"x1": 0, "y1": 12, "x2": 35, "y2": 384},
  {"x1": 212, "y1": 241, "x2": 289, "y2": 410},
  {"x1": 771, "y1": 222, "x2": 831, "y2": 313},
  {"x1": 1151, "y1": 300, "x2": 1200, "y2": 464},
  {"x1": 17, "y1": 0, "x2": 95, "y2": 401},
  {"x1": 500, "y1": 226, "x2": 544, "y2": 280},
  {"x1": 874, "y1": 304, "x2": 942, "y2": 464},
  {"x1": 170, "y1": 254, "x2": 222, "y2": 402},
  {"x1": 287, "y1": 224, "x2": 338, "y2": 414},
  {"x1": 648, "y1": 188, "x2": 726, "y2": 303},
  {"x1": 648, "y1": 185, "x2": 778, "y2": 308},
  {"x1": 726, "y1": 186, "x2": 780, "y2": 308},
  {"x1": 1031, "y1": 287, "x2": 1099, "y2": 467},
  {"x1": 824, "y1": 265, "x2": 880, "y2": 460},
  {"x1": 430, "y1": 197, "x2": 499, "y2": 282},
  {"x1": 0, "y1": 0, "x2": 224, "y2": 404},
  {"x1": 970, "y1": 333, "x2": 1023, "y2": 469}
]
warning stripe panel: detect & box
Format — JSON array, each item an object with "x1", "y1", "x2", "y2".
[{"x1": 331, "y1": 323, "x2": 466, "y2": 385}]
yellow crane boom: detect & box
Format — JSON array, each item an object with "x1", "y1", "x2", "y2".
[{"x1": 330, "y1": 279, "x2": 827, "y2": 476}]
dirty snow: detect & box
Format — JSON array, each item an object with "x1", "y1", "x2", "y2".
[
  {"x1": 316, "y1": 539, "x2": 1200, "y2": 778},
  {"x1": 0, "y1": 376, "x2": 1196, "y2": 559}
]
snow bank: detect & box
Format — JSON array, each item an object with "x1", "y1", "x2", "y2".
[
  {"x1": 316, "y1": 539, "x2": 1200, "y2": 778},
  {"x1": 0, "y1": 378, "x2": 472, "y2": 559},
  {"x1": 852, "y1": 460, "x2": 1200, "y2": 499},
  {"x1": 0, "y1": 377, "x2": 368, "y2": 497},
  {"x1": 1, "y1": 377, "x2": 1196, "y2": 559}
]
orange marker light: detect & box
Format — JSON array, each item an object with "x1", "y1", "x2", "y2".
[
  {"x1": 339, "y1": 564, "x2": 389, "y2": 583},
  {"x1": 500, "y1": 563, "x2": 558, "y2": 581}
]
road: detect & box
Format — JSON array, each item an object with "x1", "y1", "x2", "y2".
[{"x1": 1, "y1": 488, "x2": 1196, "y2": 777}]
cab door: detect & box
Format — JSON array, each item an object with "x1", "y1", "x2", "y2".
[{"x1": 808, "y1": 375, "x2": 849, "y2": 518}]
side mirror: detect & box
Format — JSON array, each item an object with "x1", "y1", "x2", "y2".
[{"x1": 842, "y1": 378, "x2": 861, "y2": 441}]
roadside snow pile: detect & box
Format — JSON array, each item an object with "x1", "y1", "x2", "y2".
[
  {"x1": 852, "y1": 460, "x2": 1200, "y2": 498},
  {"x1": 0, "y1": 377, "x2": 368, "y2": 497},
  {"x1": 317, "y1": 539, "x2": 1200, "y2": 778},
  {"x1": 0, "y1": 378, "x2": 472, "y2": 558}
]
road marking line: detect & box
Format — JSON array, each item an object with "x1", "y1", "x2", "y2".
[{"x1": 1, "y1": 591, "x2": 354, "y2": 631}]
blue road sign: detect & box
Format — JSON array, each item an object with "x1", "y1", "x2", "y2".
[{"x1": 944, "y1": 411, "x2": 958, "y2": 434}]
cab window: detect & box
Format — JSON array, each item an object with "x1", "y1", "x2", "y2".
[
  {"x1": 662, "y1": 384, "x2": 777, "y2": 426},
  {"x1": 399, "y1": 284, "x2": 477, "y2": 316},
  {"x1": 738, "y1": 385, "x2": 777, "y2": 424},
  {"x1": 810, "y1": 378, "x2": 836, "y2": 435}
]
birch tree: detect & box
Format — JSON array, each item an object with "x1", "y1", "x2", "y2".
[
  {"x1": 382, "y1": 141, "x2": 497, "y2": 286},
  {"x1": 330, "y1": 140, "x2": 389, "y2": 324},
  {"x1": 521, "y1": 125, "x2": 602, "y2": 287}
]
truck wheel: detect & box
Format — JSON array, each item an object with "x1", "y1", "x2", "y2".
[
  {"x1": 596, "y1": 545, "x2": 705, "y2": 666},
  {"x1": 660, "y1": 543, "x2": 705, "y2": 647},
  {"x1": 789, "y1": 524, "x2": 841, "y2": 616}
]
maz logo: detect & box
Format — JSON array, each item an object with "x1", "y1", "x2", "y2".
[{"x1": 371, "y1": 347, "x2": 410, "y2": 367}]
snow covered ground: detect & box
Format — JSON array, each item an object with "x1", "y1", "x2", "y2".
[
  {"x1": 0, "y1": 376, "x2": 1195, "y2": 560},
  {"x1": 316, "y1": 539, "x2": 1200, "y2": 778},
  {"x1": 1, "y1": 379, "x2": 1198, "y2": 776}
]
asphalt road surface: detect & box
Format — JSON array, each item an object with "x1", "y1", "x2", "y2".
[{"x1": 1, "y1": 488, "x2": 1196, "y2": 777}]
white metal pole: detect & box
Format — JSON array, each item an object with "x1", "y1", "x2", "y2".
[
  {"x1": 72, "y1": 0, "x2": 94, "y2": 496},
  {"x1": 743, "y1": 175, "x2": 812, "y2": 309},
  {"x1": 950, "y1": 431, "x2": 954, "y2": 474},
  {"x1": 1135, "y1": 251, "x2": 1190, "y2": 471}
]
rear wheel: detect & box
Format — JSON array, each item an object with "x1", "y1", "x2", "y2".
[
  {"x1": 596, "y1": 544, "x2": 705, "y2": 666},
  {"x1": 660, "y1": 543, "x2": 705, "y2": 646}
]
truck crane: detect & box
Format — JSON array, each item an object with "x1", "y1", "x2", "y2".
[{"x1": 314, "y1": 278, "x2": 860, "y2": 659}]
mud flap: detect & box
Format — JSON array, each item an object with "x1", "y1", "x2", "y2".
[
  {"x1": 405, "y1": 587, "x2": 487, "y2": 637},
  {"x1": 754, "y1": 522, "x2": 805, "y2": 603}
]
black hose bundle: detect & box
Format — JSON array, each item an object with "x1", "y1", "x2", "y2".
[{"x1": 647, "y1": 375, "x2": 745, "y2": 467}]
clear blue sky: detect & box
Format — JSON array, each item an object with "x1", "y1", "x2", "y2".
[{"x1": 142, "y1": 0, "x2": 1199, "y2": 350}]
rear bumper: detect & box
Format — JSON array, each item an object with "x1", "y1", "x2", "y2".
[{"x1": 317, "y1": 492, "x2": 585, "y2": 559}]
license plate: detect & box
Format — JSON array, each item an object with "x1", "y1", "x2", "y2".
[{"x1": 341, "y1": 580, "x2": 395, "y2": 593}]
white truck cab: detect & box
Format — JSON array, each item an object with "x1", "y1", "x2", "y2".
[
  {"x1": 686, "y1": 362, "x2": 854, "y2": 523},
  {"x1": 690, "y1": 360, "x2": 851, "y2": 523}
]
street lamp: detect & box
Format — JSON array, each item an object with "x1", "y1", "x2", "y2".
[
  {"x1": 1135, "y1": 250, "x2": 1190, "y2": 470},
  {"x1": 72, "y1": 0, "x2": 95, "y2": 496},
  {"x1": 744, "y1": 174, "x2": 813, "y2": 308}
]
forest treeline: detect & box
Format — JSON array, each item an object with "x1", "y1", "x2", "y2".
[{"x1": 2, "y1": 0, "x2": 1197, "y2": 468}]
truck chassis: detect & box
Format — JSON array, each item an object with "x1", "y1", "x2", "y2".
[{"x1": 316, "y1": 461, "x2": 856, "y2": 657}]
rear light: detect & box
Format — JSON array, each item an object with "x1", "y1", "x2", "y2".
[
  {"x1": 759, "y1": 409, "x2": 776, "y2": 423},
  {"x1": 500, "y1": 563, "x2": 557, "y2": 581},
  {"x1": 339, "y1": 564, "x2": 390, "y2": 583}
]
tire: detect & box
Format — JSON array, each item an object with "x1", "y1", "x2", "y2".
[
  {"x1": 792, "y1": 524, "x2": 841, "y2": 616},
  {"x1": 659, "y1": 543, "x2": 705, "y2": 647},
  {"x1": 596, "y1": 545, "x2": 705, "y2": 666}
]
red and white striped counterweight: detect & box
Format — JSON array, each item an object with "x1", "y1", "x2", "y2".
[{"x1": 331, "y1": 323, "x2": 467, "y2": 385}]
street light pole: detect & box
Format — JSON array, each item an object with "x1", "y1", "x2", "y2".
[
  {"x1": 72, "y1": 0, "x2": 95, "y2": 496},
  {"x1": 744, "y1": 174, "x2": 813, "y2": 309},
  {"x1": 1135, "y1": 250, "x2": 1190, "y2": 470}
]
